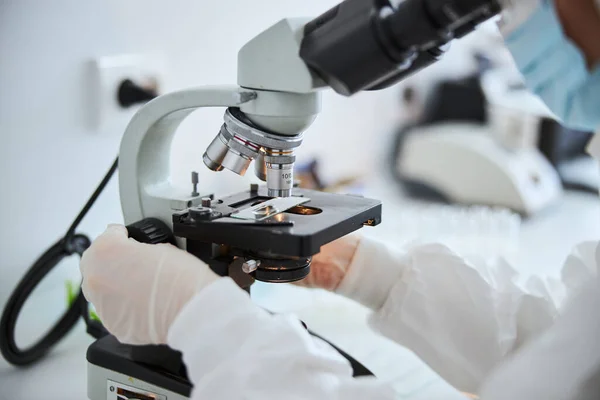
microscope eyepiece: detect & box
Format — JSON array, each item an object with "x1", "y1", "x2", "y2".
[{"x1": 299, "y1": 0, "x2": 502, "y2": 96}]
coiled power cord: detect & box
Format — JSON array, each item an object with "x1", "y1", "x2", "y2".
[{"x1": 0, "y1": 158, "x2": 118, "y2": 365}]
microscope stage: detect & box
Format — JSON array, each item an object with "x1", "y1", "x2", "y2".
[{"x1": 172, "y1": 188, "x2": 382, "y2": 258}]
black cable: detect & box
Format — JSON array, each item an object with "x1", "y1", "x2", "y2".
[
  {"x1": 560, "y1": 176, "x2": 600, "y2": 195},
  {"x1": 0, "y1": 157, "x2": 118, "y2": 366}
]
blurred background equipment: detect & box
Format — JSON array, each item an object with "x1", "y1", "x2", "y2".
[
  {"x1": 394, "y1": 121, "x2": 563, "y2": 216},
  {"x1": 294, "y1": 159, "x2": 364, "y2": 193},
  {"x1": 390, "y1": 53, "x2": 599, "y2": 216},
  {"x1": 483, "y1": 68, "x2": 598, "y2": 194}
]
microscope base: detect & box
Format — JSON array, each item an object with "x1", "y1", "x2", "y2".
[
  {"x1": 87, "y1": 335, "x2": 192, "y2": 400},
  {"x1": 86, "y1": 329, "x2": 374, "y2": 400},
  {"x1": 87, "y1": 364, "x2": 188, "y2": 400}
]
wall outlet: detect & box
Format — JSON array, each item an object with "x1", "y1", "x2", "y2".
[{"x1": 87, "y1": 53, "x2": 167, "y2": 130}]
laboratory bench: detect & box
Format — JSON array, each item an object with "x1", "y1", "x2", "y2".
[{"x1": 1, "y1": 185, "x2": 599, "y2": 400}]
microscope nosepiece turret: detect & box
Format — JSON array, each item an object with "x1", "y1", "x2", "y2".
[{"x1": 202, "y1": 108, "x2": 303, "y2": 197}]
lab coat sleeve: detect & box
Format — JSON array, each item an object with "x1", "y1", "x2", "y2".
[
  {"x1": 479, "y1": 273, "x2": 600, "y2": 400},
  {"x1": 336, "y1": 237, "x2": 597, "y2": 394},
  {"x1": 167, "y1": 277, "x2": 397, "y2": 400}
]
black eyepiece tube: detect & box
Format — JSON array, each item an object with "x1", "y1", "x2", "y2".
[
  {"x1": 299, "y1": 0, "x2": 405, "y2": 96},
  {"x1": 366, "y1": 48, "x2": 445, "y2": 91},
  {"x1": 422, "y1": 0, "x2": 502, "y2": 31},
  {"x1": 299, "y1": 0, "x2": 502, "y2": 96}
]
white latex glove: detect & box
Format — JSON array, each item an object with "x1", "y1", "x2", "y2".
[
  {"x1": 295, "y1": 235, "x2": 361, "y2": 291},
  {"x1": 80, "y1": 224, "x2": 219, "y2": 345}
]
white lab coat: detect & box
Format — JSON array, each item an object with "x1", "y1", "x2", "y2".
[
  {"x1": 166, "y1": 136, "x2": 600, "y2": 400},
  {"x1": 167, "y1": 225, "x2": 600, "y2": 399},
  {"x1": 166, "y1": 231, "x2": 600, "y2": 399}
]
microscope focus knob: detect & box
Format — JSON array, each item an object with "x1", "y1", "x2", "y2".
[{"x1": 126, "y1": 218, "x2": 176, "y2": 245}]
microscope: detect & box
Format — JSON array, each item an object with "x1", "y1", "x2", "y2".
[{"x1": 86, "y1": 0, "x2": 506, "y2": 398}]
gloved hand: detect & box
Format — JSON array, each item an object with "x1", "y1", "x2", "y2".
[
  {"x1": 297, "y1": 235, "x2": 407, "y2": 311},
  {"x1": 296, "y1": 235, "x2": 361, "y2": 291},
  {"x1": 80, "y1": 224, "x2": 219, "y2": 345}
]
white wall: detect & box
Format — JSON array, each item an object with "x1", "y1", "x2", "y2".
[{"x1": 0, "y1": 0, "x2": 404, "y2": 305}]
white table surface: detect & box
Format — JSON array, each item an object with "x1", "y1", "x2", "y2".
[{"x1": 1, "y1": 185, "x2": 599, "y2": 399}]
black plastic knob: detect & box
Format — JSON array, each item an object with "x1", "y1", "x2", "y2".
[{"x1": 126, "y1": 218, "x2": 175, "y2": 245}]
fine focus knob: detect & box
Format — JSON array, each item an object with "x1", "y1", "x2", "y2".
[{"x1": 126, "y1": 218, "x2": 176, "y2": 245}]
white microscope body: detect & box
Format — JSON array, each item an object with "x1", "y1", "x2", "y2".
[{"x1": 117, "y1": 19, "x2": 323, "y2": 232}]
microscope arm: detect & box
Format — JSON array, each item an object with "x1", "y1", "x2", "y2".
[
  {"x1": 119, "y1": 85, "x2": 321, "y2": 232},
  {"x1": 118, "y1": 86, "x2": 256, "y2": 227}
]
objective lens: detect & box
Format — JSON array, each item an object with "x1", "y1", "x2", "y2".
[
  {"x1": 266, "y1": 164, "x2": 294, "y2": 197},
  {"x1": 255, "y1": 153, "x2": 267, "y2": 181},
  {"x1": 222, "y1": 150, "x2": 253, "y2": 176},
  {"x1": 202, "y1": 109, "x2": 303, "y2": 193},
  {"x1": 203, "y1": 126, "x2": 260, "y2": 176},
  {"x1": 203, "y1": 129, "x2": 229, "y2": 172},
  {"x1": 264, "y1": 149, "x2": 295, "y2": 197}
]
